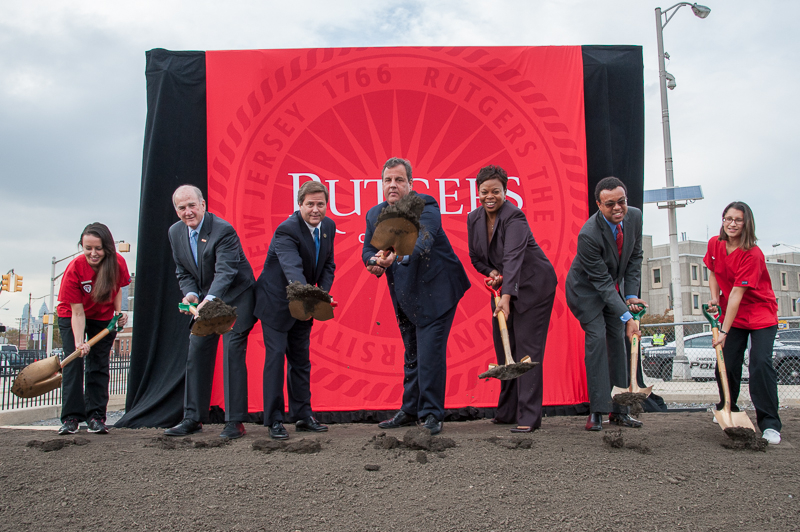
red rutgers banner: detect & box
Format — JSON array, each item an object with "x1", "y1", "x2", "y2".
[{"x1": 205, "y1": 46, "x2": 589, "y2": 413}]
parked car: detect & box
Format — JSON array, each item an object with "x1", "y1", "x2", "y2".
[
  {"x1": 775, "y1": 329, "x2": 800, "y2": 348},
  {"x1": 642, "y1": 331, "x2": 800, "y2": 384}
]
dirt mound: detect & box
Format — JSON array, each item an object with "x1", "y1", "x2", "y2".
[
  {"x1": 602, "y1": 429, "x2": 651, "y2": 454},
  {"x1": 721, "y1": 427, "x2": 768, "y2": 451},
  {"x1": 376, "y1": 192, "x2": 425, "y2": 229},
  {"x1": 369, "y1": 429, "x2": 456, "y2": 453},
  {"x1": 198, "y1": 298, "x2": 237, "y2": 320},
  {"x1": 251, "y1": 438, "x2": 323, "y2": 454},
  {"x1": 145, "y1": 436, "x2": 230, "y2": 450},
  {"x1": 612, "y1": 392, "x2": 647, "y2": 416},
  {"x1": 26, "y1": 437, "x2": 90, "y2": 452},
  {"x1": 485, "y1": 435, "x2": 533, "y2": 450}
]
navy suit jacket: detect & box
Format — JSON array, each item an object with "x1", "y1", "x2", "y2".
[
  {"x1": 254, "y1": 211, "x2": 336, "y2": 332},
  {"x1": 363, "y1": 193, "x2": 470, "y2": 327},
  {"x1": 168, "y1": 212, "x2": 255, "y2": 304}
]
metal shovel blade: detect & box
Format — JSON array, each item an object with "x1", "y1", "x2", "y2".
[
  {"x1": 370, "y1": 217, "x2": 419, "y2": 257},
  {"x1": 714, "y1": 409, "x2": 755, "y2": 431},
  {"x1": 479, "y1": 361, "x2": 539, "y2": 381},
  {"x1": 11, "y1": 356, "x2": 63, "y2": 398}
]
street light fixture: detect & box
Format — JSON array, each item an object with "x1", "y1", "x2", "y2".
[{"x1": 655, "y1": 2, "x2": 710, "y2": 380}]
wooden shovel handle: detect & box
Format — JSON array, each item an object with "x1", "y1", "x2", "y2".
[
  {"x1": 712, "y1": 326, "x2": 733, "y2": 414},
  {"x1": 493, "y1": 295, "x2": 514, "y2": 366},
  {"x1": 60, "y1": 314, "x2": 122, "y2": 369},
  {"x1": 629, "y1": 320, "x2": 640, "y2": 386}
]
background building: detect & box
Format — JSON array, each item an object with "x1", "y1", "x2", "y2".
[{"x1": 641, "y1": 236, "x2": 800, "y2": 322}]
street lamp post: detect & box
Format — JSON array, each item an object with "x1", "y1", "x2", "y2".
[{"x1": 655, "y1": 2, "x2": 710, "y2": 379}]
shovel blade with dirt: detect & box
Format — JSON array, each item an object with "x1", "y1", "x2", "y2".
[
  {"x1": 179, "y1": 299, "x2": 237, "y2": 336},
  {"x1": 702, "y1": 305, "x2": 756, "y2": 433},
  {"x1": 286, "y1": 282, "x2": 336, "y2": 322},
  {"x1": 612, "y1": 308, "x2": 653, "y2": 403},
  {"x1": 11, "y1": 314, "x2": 123, "y2": 398},
  {"x1": 370, "y1": 193, "x2": 424, "y2": 257},
  {"x1": 478, "y1": 276, "x2": 537, "y2": 381}
]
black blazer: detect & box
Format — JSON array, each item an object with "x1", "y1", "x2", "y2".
[
  {"x1": 565, "y1": 207, "x2": 643, "y2": 323},
  {"x1": 467, "y1": 201, "x2": 557, "y2": 314},
  {"x1": 254, "y1": 211, "x2": 336, "y2": 332},
  {"x1": 362, "y1": 193, "x2": 470, "y2": 327},
  {"x1": 168, "y1": 212, "x2": 255, "y2": 304}
]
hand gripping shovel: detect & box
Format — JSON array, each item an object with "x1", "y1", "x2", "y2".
[
  {"x1": 478, "y1": 277, "x2": 538, "y2": 381},
  {"x1": 11, "y1": 314, "x2": 123, "y2": 398},
  {"x1": 612, "y1": 308, "x2": 653, "y2": 404},
  {"x1": 370, "y1": 193, "x2": 425, "y2": 256},
  {"x1": 702, "y1": 304, "x2": 756, "y2": 432},
  {"x1": 178, "y1": 299, "x2": 237, "y2": 336}
]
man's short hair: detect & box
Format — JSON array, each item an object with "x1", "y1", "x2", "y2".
[
  {"x1": 382, "y1": 157, "x2": 413, "y2": 183},
  {"x1": 594, "y1": 177, "x2": 627, "y2": 202},
  {"x1": 173, "y1": 185, "x2": 204, "y2": 207},
  {"x1": 297, "y1": 181, "x2": 329, "y2": 204}
]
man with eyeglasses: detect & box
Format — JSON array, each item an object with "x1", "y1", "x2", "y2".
[{"x1": 566, "y1": 177, "x2": 648, "y2": 431}]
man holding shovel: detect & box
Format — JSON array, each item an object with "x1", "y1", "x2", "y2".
[
  {"x1": 566, "y1": 177, "x2": 648, "y2": 431},
  {"x1": 363, "y1": 158, "x2": 470, "y2": 435},
  {"x1": 165, "y1": 185, "x2": 257, "y2": 439}
]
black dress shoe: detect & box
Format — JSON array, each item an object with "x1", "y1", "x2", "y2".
[
  {"x1": 585, "y1": 413, "x2": 603, "y2": 431},
  {"x1": 220, "y1": 421, "x2": 246, "y2": 439},
  {"x1": 164, "y1": 418, "x2": 202, "y2": 436},
  {"x1": 296, "y1": 416, "x2": 328, "y2": 432},
  {"x1": 378, "y1": 410, "x2": 417, "y2": 429},
  {"x1": 609, "y1": 413, "x2": 643, "y2": 428},
  {"x1": 268, "y1": 421, "x2": 289, "y2": 440},
  {"x1": 422, "y1": 414, "x2": 442, "y2": 436}
]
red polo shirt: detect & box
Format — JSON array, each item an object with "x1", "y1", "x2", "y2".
[
  {"x1": 57, "y1": 253, "x2": 131, "y2": 320},
  {"x1": 703, "y1": 236, "x2": 777, "y2": 330}
]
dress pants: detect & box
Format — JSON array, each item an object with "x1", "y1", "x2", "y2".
[
  {"x1": 715, "y1": 324, "x2": 781, "y2": 433},
  {"x1": 59, "y1": 317, "x2": 115, "y2": 423},
  {"x1": 397, "y1": 303, "x2": 457, "y2": 421},
  {"x1": 580, "y1": 306, "x2": 628, "y2": 414},
  {"x1": 261, "y1": 319, "x2": 314, "y2": 424},
  {"x1": 183, "y1": 293, "x2": 255, "y2": 423},
  {"x1": 492, "y1": 290, "x2": 555, "y2": 428}
]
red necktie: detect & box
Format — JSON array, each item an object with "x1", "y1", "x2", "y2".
[{"x1": 616, "y1": 224, "x2": 623, "y2": 257}]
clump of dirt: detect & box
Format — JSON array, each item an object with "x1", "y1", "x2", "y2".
[
  {"x1": 251, "y1": 438, "x2": 322, "y2": 454},
  {"x1": 602, "y1": 429, "x2": 651, "y2": 454},
  {"x1": 479, "y1": 362, "x2": 539, "y2": 381},
  {"x1": 197, "y1": 298, "x2": 237, "y2": 320},
  {"x1": 364, "y1": 464, "x2": 381, "y2": 471},
  {"x1": 145, "y1": 436, "x2": 230, "y2": 450},
  {"x1": 286, "y1": 282, "x2": 331, "y2": 316},
  {"x1": 721, "y1": 427, "x2": 767, "y2": 452},
  {"x1": 485, "y1": 436, "x2": 533, "y2": 450},
  {"x1": 613, "y1": 392, "x2": 647, "y2": 416},
  {"x1": 376, "y1": 192, "x2": 425, "y2": 229},
  {"x1": 415, "y1": 451, "x2": 428, "y2": 464},
  {"x1": 371, "y1": 433, "x2": 401, "y2": 449},
  {"x1": 27, "y1": 437, "x2": 90, "y2": 452},
  {"x1": 402, "y1": 428, "x2": 456, "y2": 452}
]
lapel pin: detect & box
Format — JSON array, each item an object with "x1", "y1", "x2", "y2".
[
  {"x1": 323, "y1": 234, "x2": 327, "y2": 238},
  {"x1": 201, "y1": 239, "x2": 207, "y2": 243}
]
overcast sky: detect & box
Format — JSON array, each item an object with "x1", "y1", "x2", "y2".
[{"x1": 1, "y1": 0, "x2": 797, "y2": 328}]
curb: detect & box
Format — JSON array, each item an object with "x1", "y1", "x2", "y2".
[{"x1": 0, "y1": 394, "x2": 126, "y2": 426}]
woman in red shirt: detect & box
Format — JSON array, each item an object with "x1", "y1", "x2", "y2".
[
  {"x1": 57, "y1": 223, "x2": 130, "y2": 435},
  {"x1": 704, "y1": 201, "x2": 781, "y2": 444}
]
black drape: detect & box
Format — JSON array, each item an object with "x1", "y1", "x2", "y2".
[
  {"x1": 118, "y1": 46, "x2": 646, "y2": 427},
  {"x1": 117, "y1": 49, "x2": 208, "y2": 428}
]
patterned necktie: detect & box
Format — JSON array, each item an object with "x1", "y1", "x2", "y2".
[
  {"x1": 616, "y1": 223, "x2": 623, "y2": 258},
  {"x1": 190, "y1": 230, "x2": 199, "y2": 265},
  {"x1": 313, "y1": 227, "x2": 320, "y2": 263}
]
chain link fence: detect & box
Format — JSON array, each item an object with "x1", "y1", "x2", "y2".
[{"x1": 640, "y1": 317, "x2": 800, "y2": 405}]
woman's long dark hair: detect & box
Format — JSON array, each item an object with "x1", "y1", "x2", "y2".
[
  {"x1": 79, "y1": 222, "x2": 118, "y2": 303},
  {"x1": 719, "y1": 201, "x2": 757, "y2": 251}
]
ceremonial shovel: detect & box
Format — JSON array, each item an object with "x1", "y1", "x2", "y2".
[
  {"x1": 478, "y1": 277, "x2": 537, "y2": 381},
  {"x1": 178, "y1": 299, "x2": 237, "y2": 336},
  {"x1": 370, "y1": 193, "x2": 424, "y2": 257},
  {"x1": 611, "y1": 308, "x2": 653, "y2": 402},
  {"x1": 286, "y1": 282, "x2": 337, "y2": 322},
  {"x1": 11, "y1": 314, "x2": 123, "y2": 398},
  {"x1": 702, "y1": 304, "x2": 756, "y2": 432}
]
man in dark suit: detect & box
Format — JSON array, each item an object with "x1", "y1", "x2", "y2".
[
  {"x1": 165, "y1": 185, "x2": 257, "y2": 439},
  {"x1": 566, "y1": 176, "x2": 648, "y2": 431},
  {"x1": 254, "y1": 181, "x2": 336, "y2": 440},
  {"x1": 363, "y1": 157, "x2": 470, "y2": 435}
]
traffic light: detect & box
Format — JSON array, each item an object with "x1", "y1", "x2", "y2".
[
  {"x1": 13, "y1": 274, "x2": 23, "y2": 292},
  {"x1": 1, "y1": 274, "x2": 9, "y2": 292}
]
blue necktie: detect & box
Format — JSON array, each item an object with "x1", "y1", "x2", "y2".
[
  {"x1": 313, "y1": 227, "x2": 320, "y2": 263},
  {"x1": 190, "y1": 230, "x2": 199, "y2": 265}
]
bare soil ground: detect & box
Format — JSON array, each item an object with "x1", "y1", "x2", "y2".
[{"x1": 1, "y1": 410, "x2": 798, "y2": 532}]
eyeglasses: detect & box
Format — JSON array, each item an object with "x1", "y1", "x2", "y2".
[
  {"x1": 723, "y1": 217, "x2": 744, "y2": 226},
  {"x1": 601, "y1": 197, "x2": 627, "y2": 209}
]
